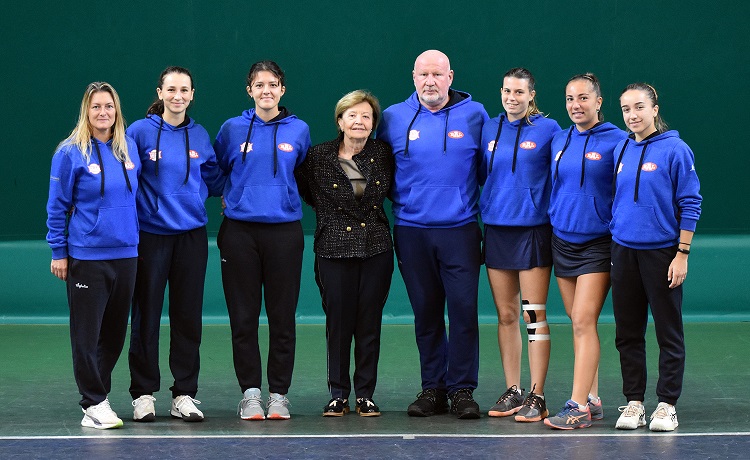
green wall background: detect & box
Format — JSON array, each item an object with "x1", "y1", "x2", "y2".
[{"x1": 1, "y1": 0, "x2": 748, "y2": 240}]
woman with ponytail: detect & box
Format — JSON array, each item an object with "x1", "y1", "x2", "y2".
[
  {"x1": 126, "y1": 66, "x2": 224, "y2": 423},
  {"x1": 47, "y1": 82, "x2": 140, "y2": 429},
  {"x1": 610, "y1": 83, "x2": 701, "y2": 432},
  {"x1": 479, "y1": 68, "x2": 561, "y2": 423},
  {"x1": 543, "y1": 73, "x2": 627, "y2": 430}
]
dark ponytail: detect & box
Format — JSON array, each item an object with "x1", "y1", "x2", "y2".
[
  {"x1": 621, "y1": 82, "x2": 668, "y2": 133},
  {"x1": 146, "y1": 66, "x2": 194, "y2": 116}
]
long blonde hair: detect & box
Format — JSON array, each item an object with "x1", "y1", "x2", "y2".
[{"x1": 58, "y1": 82, "x2": 130, "y2": 163}]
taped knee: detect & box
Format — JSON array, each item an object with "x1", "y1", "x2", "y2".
[{"x1": 522, "y1": 300, "x2": 549, "y2": 342}]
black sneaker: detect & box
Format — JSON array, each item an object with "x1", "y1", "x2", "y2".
[
  {"x1": 355, "y1": 397, "x2": 381, "y2": 417},
  {"x1": 449, "y1": 388, "x2": 480, "y2": 419},
  {"x1": 407, "y1": 389, "x2": 448, "y2": 417},
  {"x1": 323, "y1": 398, "x2": 349, "y2": 417}
]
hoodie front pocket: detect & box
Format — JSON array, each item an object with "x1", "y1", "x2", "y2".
[{"x1": 83, "y1": 206, "x2": 139, "y2": 248}]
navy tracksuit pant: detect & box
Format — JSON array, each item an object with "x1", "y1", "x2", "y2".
[
  {"x1": 611, "y1": 242, "x2": 685, "y2": 405},
  {"x1": 393, "y1": 223, "x2": 482, "y2": 395},
  {"x1": 129, "y1": 227, "x2": 208, "y2": 399},
  {"x1": 314, "y1": 251, "x2": 393, "y2": 400},
  {"x1": 68, "y1": 257, "x2": 137, "y2": 408},
  {"x1": 218, "y1": 218, "x2": 303, "y2": 395}
]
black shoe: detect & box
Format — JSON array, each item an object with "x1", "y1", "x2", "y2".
[
  {"x1": 323, "y1": 398, "x2": 349, "y2": 417},
  {"x1": 407, "y1": 389, "x2": 448, "y2": 417},
  {"x1": 355, "y1": 397, "x2": 381, "y2": 417},
  {"x1": 450, "y1": 388, "x2": 480, "y2": 419}
]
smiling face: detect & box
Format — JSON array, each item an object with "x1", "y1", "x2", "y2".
[
  {"x1": 338, "y1": 101, "x2": 374, "y2": 142},
  {"x1": 502, "y1": 77, "x2": 534, "y2": 122},
  {"x1": 88, "y1": 91, "x2": 116, "y2": 138},
  {"x1": 620, "y1": 89, "x2": 659, "y2": 141},
  {"x1": 157, "y1": 72, "x2": 194, "y2": 120},
  {"x1": 412, "y1": 50, "x2": 454, "y2": 111},
  {"x1": 247, "y1": 70, "x2": 285, "y2": 115},
  {"x1": 566, "y1": 79, "x2": 602, "y2": 131}
]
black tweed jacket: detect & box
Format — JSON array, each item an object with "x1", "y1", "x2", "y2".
[{"x1": 296, "y1": 136, "x2": 394, "y2": 259}]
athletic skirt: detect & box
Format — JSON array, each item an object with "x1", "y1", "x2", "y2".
[
  {"x1": 551, "y1": 233, "x2": 612, "y2": 277},
  {"x1": 484, "y1": 224, "x2": 552, "y2": 270}
]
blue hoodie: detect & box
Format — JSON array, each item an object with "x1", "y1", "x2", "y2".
[
  {"x1": 548, "y1": 122, "x2": 628, "y2": 243},
  {"x1": 126, "y1": 115, "x2": 224, "y2": 235},
  {"x1": 46, "y1": 138, "x2": 141, "y2": 260},
  {"x1": 479, "y1": 113, "x2": 561, "y2": 226},
  {"x1": 214, "y1": 108, "x2": 310, "y2": 223},
  {"x1": 610, "y1": 130, "x2": 702, "y2": 249},
  {"x1": 376, "y1": 90, "x2": 488, "y2": 228}
]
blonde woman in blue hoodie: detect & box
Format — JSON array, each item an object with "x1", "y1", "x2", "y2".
[
  {"x1": 47, "y1": 82, "x2": 140, "y2": 429},
  {"x1": 214, "y1": 61, "x2": 311, "y2": 421},
  {"x1": 611, "y1": 83, "x2": 701, "y2": 432},
  {"x1": 543, "y1": 73, "x2": 627, "y2": 430}
]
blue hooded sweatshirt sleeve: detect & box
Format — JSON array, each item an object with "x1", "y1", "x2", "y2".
[
  {"x1": 214, "y1": 108, "x2": 310, "y2": 223},
  {"x1": 126, "y1": 115, "x2": 223, "y2": 235},
  {"x1": 478, "y1": 113, "x2": 561, "y2": 226},
  {"x1": 46, "y1": 137, "x2": 141, "y2": 260},
  {"x1": 376, "y1": 90, "x2": 488, "y2": 228},
  {"x1": 610, "y1": 130, "x2": 702, "y2": 249},
  {"x1": 548, "y1": 122, "x2": 628, "y2": 243}
]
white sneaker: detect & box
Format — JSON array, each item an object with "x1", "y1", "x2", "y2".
[
  {"x1": 132, "y1": 395, "x2": 156, "y2": 422},
  {"x1": 81, "y1": 398, "x2": 123, "y2": 430},
  {"x1": 649, "y1": 402, "x2": 678, "y2": 431},
  {"x1": 266, "y1": 393, "x2": 291, "y2": 420},
  {"x1": 239, "y1": 388, "x2": 265, "y2": 420},
  {"x1": 615, "y1": 401, "x2": 646, "y2": 429},
  {"x1": 171, "y1": 395, "x2": 204, "y2": 422}
]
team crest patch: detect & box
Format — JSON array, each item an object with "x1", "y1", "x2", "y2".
[
  {"x1": 641, "y1": 162, "x2": 658, "y2": 172},
  {"x1": 487, "y1": 140, "x2": 496, "y2": 152},
  {"x1": 519, "y1": 141, "x2": 537, "y2": 150},
  {"x1": 124, "y1": 161, "x2": 135, "y2": 170},
  {"x1": 189, "y1": 150, "x2": 199, "y2": 159},
  {"x1": 409, "y1": 130, "x2": 420, "y2": 141},
  {"x1": 240, "y1": 142, "x2": 253, "y2": 152},
  {"x1": 448, "y1": 130, "x2": 464, "y2": 139},
  {"x1": 148, "y1": 149, "x2": 162, "y2": 161},
  {"x1": 617, "y1": 163, "x2": 624, "y2": 173},
  {"x1": 585, "y1": 152, "x2": 602, "y2": 161},
  {"x1": 278, "y1": 143, "x2": 294, "y2": 152},
  {"x1": 555, "y1": 150, "x2": 563, "y2": 161},
  {"x1": 88, "y1": 164, "x2": 101, "y2": 174}
]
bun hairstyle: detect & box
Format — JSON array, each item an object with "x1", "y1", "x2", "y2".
[
  {"x1": 146, "y1": 66, "x2": 194, "y2": 116},
  {"x1": 622, "y1": 82, "x2": 669, "y2": 133},
  {"x1": 569, "y1": 73, "x2": 603, "y2": 122}
]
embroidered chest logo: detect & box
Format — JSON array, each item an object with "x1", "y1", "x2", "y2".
[
  {"x1": 555, "y1": 150, "x2": 563, "y2": 161},
  {"x1": 189, "y1": 150, "x2": 199, "y2": 159},
  {"x1": 585, "y1": 152, "x2": 602, "y2": 161},
  {"x1": 240, "y1": 142, "x2": 253, "y2": 152},
  {"x1": 124, "y1": 161, "x2": 135, "y2": 170},
  {"x1": 617, "y1": 163, "x2": 624, "y2": 174},
  {"x1": 447, "y1": 130, "x2": 464, "y2": 139},
  {"x1": 641, "y1": 162, "x2": 658, "y2": 172},
  {"x1": 519, "y1": 141, "x2": 537, "y2": 150},
  {"x1": 148, "y1": 150, "x2": 162, "y2": 161},
  {"x1": 278, "y1": 143, "x2": 294, "y2": 152},
  {"x1": 409, "y1": 130, "x2": 420, "y2": 141},
  {"x1": 88, "y1": 164, "x2": 101, "y2": 175},
  {"x1": 487, "y1": 140, "x2": 496, "y2": 152}
]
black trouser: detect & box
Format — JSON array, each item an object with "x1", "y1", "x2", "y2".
[
  {"x1": 68, "y1": 257, "x2": 137, "y2": 409},
  {"x1": 611, "y1": 242, "x2": 684, "y2": 405},
  {"x1": 315, "y1": 251, "x2": 394, "y2": 400},
  {"x1": 218, "y1": 218, "x2": 303, "y2": 394},
  {"x1": 129, "y1": 227, "x2": 208, "y2": 399}
]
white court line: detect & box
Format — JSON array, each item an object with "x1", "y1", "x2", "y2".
[{"x1": 1, "y1": 432, "x2": 749, "y2": 440}]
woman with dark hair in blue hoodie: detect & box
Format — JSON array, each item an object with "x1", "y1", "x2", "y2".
[
  {"x1": 611, "y1": 83, "x2": 701, "y2": 432},
  {"x1": 214, "y1": 61, "x2": 310, "y2": 421},
  {"x1": 126, "y1": 66, "x2": 224, "y2": 423},
  {"x1": 543, "y1": 73, "x2": 627, "y2": 430}
]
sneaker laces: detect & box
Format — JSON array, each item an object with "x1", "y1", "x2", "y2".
[
  {"x1": 451, "y1": 388, "x2": 474, "y2": 402},
  {"x1": 555, "y1": 400, "x2": 579, "y2": 417},
  {"x1": 132, "y1": 395, "x2": 156, "y2": 407},
  {"x1": 175, "y1": 396, "x2": 201, "y2": 411},
  {"x1": 522, "y1": 385, "x2": 544, "y2": 411},
  {"x1": 651, "y1": 404, "x2": 669, "y2": 420},
  {"x1": 618, "y1": 403, "x2": 643, "y2": 417},
  {"x1": 267, "y1": 394, "x2": 290, "y2": 408},
  {"x1": 416, "y1": 389, "x2": 443, "y2": 403},
  {"x1": 496, "y1": 385, "x2": 521, "y2": 404},
  {"x1": 357, "y1": 398, "x2": 376, "y2": 408},
  {"x1": 98, "y1": 399, "x2": 113, "y2": 411},
  {"x1": 238, "y1": 393, "x2": 263, "y2": 413}
]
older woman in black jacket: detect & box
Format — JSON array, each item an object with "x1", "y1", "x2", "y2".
[{"x1": 296, "y1": 90, "x2": 394, "y2": 417}]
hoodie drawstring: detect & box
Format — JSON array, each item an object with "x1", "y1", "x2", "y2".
[
  {"x1": 442, "y1": 109, "x2": 450, "y2": 154},
  {"x1": 579, "y1": 129, "x2": 594, "y2": 187},
  {"x1": 511, "y1": 121, "x2": 524, "y2": 173},
  {"x1": 272, "y1": 123, "x2": 280, "y2": 177},
  {"x1": 553, "y1": 126, "x2": 574, "y2": 182},
  {"x1": 633, "y1": 142, "x2": 650, "y2": 202},
  {"x1": 154, "y1": 117, "x2": 190, "y2": 185},
  {"x1": 155, "y1": 118, "x2": 163, "y2": 177},
  {"x1": 403, "y1": 105, "x2": 422, "y2": 158},
  {"x1": 488, "y1": 115, "x2": 505, "y2": 174},
  {"x1": 241, "y1": 113, "x2": 257, "y2": 163},
  {"x1": 92, "y1": 138, "x2": 132, "y2": 197},
  {"x1": 612, "y1": 139, "x2": 630, "y2": 197}
]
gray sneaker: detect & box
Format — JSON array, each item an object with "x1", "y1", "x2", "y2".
[
  {"x1": 488, "y1": 385, "x2": 525, "y2": 417},
  {"x1": 266, "y1": 393, "x2": 291, "y2": 420},
  {"x1": 239, "y1": 388, "x2": 265, "y2": 420}
]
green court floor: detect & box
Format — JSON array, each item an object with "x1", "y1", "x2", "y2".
[{"x1": 1, "y1": 322, "x2": 748, "y2": 437}]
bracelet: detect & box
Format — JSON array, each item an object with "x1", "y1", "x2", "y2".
[
  {"x1": 676, "y1": 248, "x2": 690, "y2": 255},
  {"x1": 679, "y1": 242, "x2": 692, "y2": 246}
]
